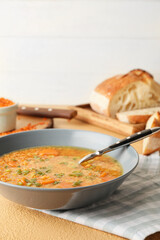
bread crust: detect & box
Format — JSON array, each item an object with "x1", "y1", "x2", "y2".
[
  {"x1": 94, "y1": 69, "x2": 153, "y2": 99},
  {"x1": 127, "y1": 115, "x2": 151, "y2": 124},
  {"x1": 116, "y1": 107, "x2": 160, "y2": 124},
  {"x1": 142, "y1": 112, "x2": 160, "y2": 155}
]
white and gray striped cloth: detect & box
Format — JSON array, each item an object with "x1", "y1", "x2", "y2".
[{"x1": 40, "y1": 152, "x2": 160, "y2": 240}]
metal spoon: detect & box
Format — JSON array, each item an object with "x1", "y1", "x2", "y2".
[{"x1": 79, "y1": 127, "x2": 160, "y2": 164}]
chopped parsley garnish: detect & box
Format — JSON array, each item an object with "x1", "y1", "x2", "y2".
[
  {"x1": 35, "y1": 182, "x2": 42, "y2": 187},
  {"x1": 23, "y1": 170, "x2": 30, "y2": 175},
  {"x1": 53, "y1": 181, "x2": 60, "y2": 185},
  {"x1": 30, "y1": 178, "x2": 37, "y2": 184},
  {"x1": 69, "y1": 171, "x2": 83, "y2": 177},
  {"x1": 60, "y1": 162, "x2": 68, "y2": 165},
  {"x1": 17, "y1": 169, "x2": 22, "y2": 175},
  {"x1": 12, "y1": 159, "x2": 17, "y2": 162},
  {"x1": 54, "y1": 173, "x2": 65, "y2": 178},
  {"x1": 73, "y1": 180, "x2": 82, "y2": 187}
]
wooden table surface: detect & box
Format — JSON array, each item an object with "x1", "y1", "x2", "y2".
[{"x1": 0, "y1": 117, "x2": 160, "y2": 240}]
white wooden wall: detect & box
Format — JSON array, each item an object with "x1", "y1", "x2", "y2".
[{"x1": 0, "y1": 0, "x2": 160, "y2": 105}]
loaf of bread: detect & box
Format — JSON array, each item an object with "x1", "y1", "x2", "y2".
[
  {"x1": 116, "y1": 107, "x2": 160, "y2": 124},
  {"x1": 142, "y1": 112, "x2": 160, "y2": 155},
  {"x1": 90, "y1": 69, "x2": 160, "y2": 118}
]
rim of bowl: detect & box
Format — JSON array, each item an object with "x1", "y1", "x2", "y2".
[
  {"x1": 0, "y1": 103, "x2": 18, "y2": 113},
  {"x1": 0, "y1": 128, "x2": 139, "y2": 191},
  {"x1": 0, "y1": 102, "x2": 18, "y2": 110}
]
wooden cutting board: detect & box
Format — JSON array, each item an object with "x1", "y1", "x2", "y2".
[
  {"x1": 14, "y1": 104, "x2": 146, "y2": 136},
  {"x1": 69, "y1": 104, "x2": 145, "y2": 136}
]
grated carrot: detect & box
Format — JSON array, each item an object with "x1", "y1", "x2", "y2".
[
  {"x1": 100, "y1": 172, "x2": 107, "y2": 178},
  {"x1": 39, "y1": 178, "x2": 55, "y2": 185}
]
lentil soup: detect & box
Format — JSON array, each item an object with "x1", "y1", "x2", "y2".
[{"x1": 0, "y1": 146, "x2": 123, "y2": 188}]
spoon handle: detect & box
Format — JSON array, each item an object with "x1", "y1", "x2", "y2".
[{"x1": 98, "y1": 127, "x2": 160, "y2": 155}]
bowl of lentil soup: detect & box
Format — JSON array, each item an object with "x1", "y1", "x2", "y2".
[
  {"x1": 0, "y1": 129, "x2": 138, "y2": 210},
  {"x1": 0, "y1": 98, "x2": 18, "y2": 133}
]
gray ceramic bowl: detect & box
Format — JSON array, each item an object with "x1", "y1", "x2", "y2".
[{"x1": 0, "y1": 129, "x2": 139, "y2": 210}]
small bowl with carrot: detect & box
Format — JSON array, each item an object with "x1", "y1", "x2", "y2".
[{"x1": 0, "y1": 98, "x2": 18, "y2": 133}]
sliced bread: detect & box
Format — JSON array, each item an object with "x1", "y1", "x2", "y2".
[
  {"x1": 142, "y1": 112, "x2": 160, "y2": 155},
  {"x1": 116, "y1": 107, "x2": 160, "y2": 124}
]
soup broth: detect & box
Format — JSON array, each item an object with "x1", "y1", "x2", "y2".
[{"x1": 0, "y1": 146, "x2": 123, "y2": 188}]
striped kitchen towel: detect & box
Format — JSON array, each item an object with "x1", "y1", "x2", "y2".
[{"x1": 39, "y1": 152, "x2": 160, "y2": 240}]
